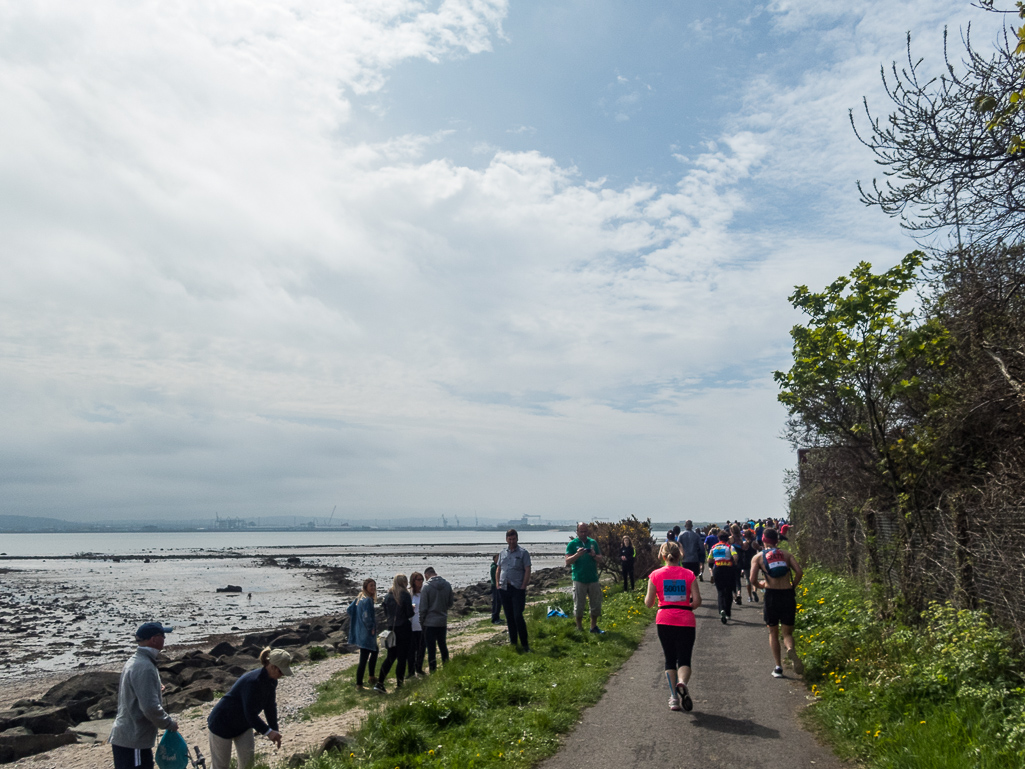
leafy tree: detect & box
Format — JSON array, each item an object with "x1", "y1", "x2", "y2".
[{"x1": 775, "y1": 254, "x2": 948, "y2": 594}]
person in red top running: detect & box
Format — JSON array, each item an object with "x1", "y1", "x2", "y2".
[{"x1": 644, "y1": 541, "x2": 702, "y2": 712}]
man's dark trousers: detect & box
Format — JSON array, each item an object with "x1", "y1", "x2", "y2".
[
  {"x1": 500, "y1": 585, "x2": 528, "y2": 648},
  {"x1": 491, "y1": 586, "x2": 502, "y2": 622},
  {"x1": 424, "y1": 626, "x2": 449, "y2": 671}
]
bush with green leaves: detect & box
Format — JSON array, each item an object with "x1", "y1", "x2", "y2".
[
  {"x1": 797, "y1": 567, "x2": 1025, "y2": 768},
  {"x1": 309, "y1": 645, "x2": 329, "y2": 662}
]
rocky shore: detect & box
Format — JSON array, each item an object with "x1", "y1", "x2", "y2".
[{"x1": 0, "y1": 567, "x2": 567, "y2": 765}]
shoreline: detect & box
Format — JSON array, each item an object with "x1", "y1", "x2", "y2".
[{"x1": 0, "y1": 568, "x2": 568, "y2": 767}]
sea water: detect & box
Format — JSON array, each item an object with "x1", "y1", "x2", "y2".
[{"x1": 0, "y1": 529, "x2": 574, "y2": 680}]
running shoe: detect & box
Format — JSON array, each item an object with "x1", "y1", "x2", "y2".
[
  {"x1": 734, "y1": 595, "x2": 742, "y2": 606},
  {"x1": 772, "y1": 666, "x2": 784, "y2": 678},
  {"x1": 753, "y1": 593, "x2": 760, "y2": 602},
  {"x1": 720, "y1": 610, "x2": 727, "y2": 624},
  {"x1": 699, "y1": 574, "x2": 704, "y2": 582},
  {"x1": 676, "y1": 682, "x2": 693, "y2": 711},
  {"x1": 590, "y1": 627, "x2": 605, "y2": 634},
  {"x1": 668, "y1": 696, "x2": 682, "y2": 711},
  {"x1": 788, "y1": 647, "x2": 805, "y2": 675},
  {"x1": 373, "y1": 682, "x2": 387, "y2": 694}
]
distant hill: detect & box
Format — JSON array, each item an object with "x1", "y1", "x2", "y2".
[{"x1": 0, "y1": 514, "x2": 82, "y2": 532}]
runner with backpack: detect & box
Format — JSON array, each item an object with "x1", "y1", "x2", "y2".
[{"x1": 749, "y1": 527, "x2": 805, "y2": 678}]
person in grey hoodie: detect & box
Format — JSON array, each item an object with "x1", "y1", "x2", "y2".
[
  {"x1": 417, "y1": 566, "x2": 454, "y2": 672},
  {"x1": 109, "y1": 621, "x2": 178, "y2": 769}
]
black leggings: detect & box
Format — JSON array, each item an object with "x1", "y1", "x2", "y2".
[
  {"x1": 621, "y1": 563, "x2": 635, "y2": 591},
  {"x1": 408, "y1": 629, "x2": 424, "y2": 675},
  {"x1": 379, "y1": 624, "x2": 412, "y2": 684},
  {"x1": 714, "y1": 566, "x2": 736, "y2": 616},
  {"x1": 656, "y1": 624, "x2": 696, "y2": 669},
  {"x1": 356, "y1": 647, "x2": 378, "y2": 685}
]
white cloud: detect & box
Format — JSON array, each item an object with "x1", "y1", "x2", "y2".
[{"x1": 0, "y1": 0, "x2": 1001, "y2": 522}]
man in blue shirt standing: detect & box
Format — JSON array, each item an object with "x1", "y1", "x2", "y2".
[{"x1": 496, "y1": 528, "x2": 532, "y2": 651}]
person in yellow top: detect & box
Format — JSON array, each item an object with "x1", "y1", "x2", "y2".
[{"x1": 706, "y1": 531, "x2": 737, "y2": 624}]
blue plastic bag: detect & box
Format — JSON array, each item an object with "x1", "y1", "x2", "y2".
[{"x1": 155, "y1": 729, "x2": 189, "y2": 769}]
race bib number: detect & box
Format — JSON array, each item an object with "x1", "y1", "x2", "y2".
[{"x1": 662, "y1": 579, "x2": 688, "y2": 602}]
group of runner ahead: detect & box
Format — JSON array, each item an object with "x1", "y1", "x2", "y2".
[{"x1": 646, "y1": 519, "x2": 803, "y2": 711}]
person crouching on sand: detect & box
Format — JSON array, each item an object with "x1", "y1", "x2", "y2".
[{"x1": 206, "y1": 647, "x2": 292, "y2": 769}]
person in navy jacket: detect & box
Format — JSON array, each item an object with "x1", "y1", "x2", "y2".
[{"x1": 207, "y1": 647, "x2": 293, "y2": 769}]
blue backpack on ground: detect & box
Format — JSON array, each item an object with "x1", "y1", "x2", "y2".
[
  {"x1": 155, "y1": 729, "x2": 189, "y2": 769},
  {"x1": 547, "y1": 606, "x2": 568, "y2": 618}
]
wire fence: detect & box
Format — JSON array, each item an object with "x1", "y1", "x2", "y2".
[{"x1": 792, "y1": 451, "x2": 1025, "y2": 647}]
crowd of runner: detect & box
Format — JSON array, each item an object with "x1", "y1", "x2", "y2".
[{"x1": 647, "y1": 518, "x2": 804, "y2": 711}]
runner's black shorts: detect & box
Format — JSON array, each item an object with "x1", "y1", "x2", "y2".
[
  {"x1": 763, "y1": 587, "x2": 797, "y2": 627},
  {"x1": 656, "y1": 624, "x2": 696, "y2": 669}
]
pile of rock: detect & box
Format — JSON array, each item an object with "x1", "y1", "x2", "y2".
[{"x1": 0, "y1": 670, "x2": 120, "y2": 762}]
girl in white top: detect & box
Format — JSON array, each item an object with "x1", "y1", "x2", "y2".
[{"x1": 408, "y1": 571, "x2": 426, "y2": 677}]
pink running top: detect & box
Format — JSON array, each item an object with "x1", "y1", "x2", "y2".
[{"x1": 649, "y1": 565, "x2": 696, "y2": 628}]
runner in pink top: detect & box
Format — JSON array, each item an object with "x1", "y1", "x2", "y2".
[{"x1": 645, "y1": 541, "x2": 702, "y2": 711}]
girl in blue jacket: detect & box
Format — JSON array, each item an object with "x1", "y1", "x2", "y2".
[{"x1": 347, "y1": 579, "x2": 378, "y2": 688}]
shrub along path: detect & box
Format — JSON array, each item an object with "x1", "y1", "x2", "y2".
[{"x1": 537, "y1": 596, "x2": 846, "y2": 769}]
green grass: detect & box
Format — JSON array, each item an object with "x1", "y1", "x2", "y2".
[
  {"x1": 796, "y1": 567, "x2": 1025, "y2": 768},
  {"x1": 302, "y1": 584, "x2": 654, "y2": 769}
]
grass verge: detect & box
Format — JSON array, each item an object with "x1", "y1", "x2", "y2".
[
  {"x1": 303, "y1": 583, "x2": 654, "y2": 769},
  {"x1": 796, "y1": 567, "x2": 1025, "y2": 768}
]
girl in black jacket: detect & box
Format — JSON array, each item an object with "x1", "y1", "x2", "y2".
[{"x1": 376, "y1": 573, "x2": 414, "y2": 693}]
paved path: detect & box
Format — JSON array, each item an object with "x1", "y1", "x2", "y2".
[{"x1": 538, "y1": 592, "x2": 846, "y2": 769}]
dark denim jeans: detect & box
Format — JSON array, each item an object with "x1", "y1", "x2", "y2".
[{"x1": 500, "y1": 585, "x2": 529, "y2": 648}]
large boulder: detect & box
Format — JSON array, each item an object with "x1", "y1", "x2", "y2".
[
  {"x1": 270, "y1": 633, "x2": 306, "y2": 647},
  {"x1": 181, "y1": 668, "x2": 238, "y2": 690},
  {"x1": 3, "y1": 706, "x2": 74, "y2": 735},
  {"x1": 216, "y1": 585, "x2": 243, "y2": 593},
  {"x1": 39, "y1": 672, "x2": 120, "y2": 722},
  {"x1": 241, "y1": 630, "x2": 279, "y2": 648},
  {"x1": 182, "y1": 651, "x2": 218, "y2": 665},
  {"x1": 217, "y1": 655, "x2": 258, "y2": 669},
  {"x1": 164, "y1": 686, "x2": 215, "y2": 713},
  {"x1": 0, "y1": 731, "x2": 77, "y2": 763},
  {"x1": 208, "y1": 641, "x2": 237, "y2": 658},
  {"x1": 85, "y1": 696, "x2": 118, "y2": 721}
]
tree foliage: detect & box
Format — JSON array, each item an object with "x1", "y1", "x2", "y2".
[{"x1": 585, "y1": 516, "x2": 658, "y2": 583}]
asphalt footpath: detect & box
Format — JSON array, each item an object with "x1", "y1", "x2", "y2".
[{"x1": 537, "y1": 589, "x2": 847, "y2": 769}]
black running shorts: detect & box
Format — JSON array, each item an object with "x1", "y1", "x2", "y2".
[{"x1": 763, "y1": 587, "x2": 797, "y2": 627}]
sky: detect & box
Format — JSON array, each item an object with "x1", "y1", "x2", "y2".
[{"x1": 0, "y1": 0, "x2": 1002, "y2": 525}]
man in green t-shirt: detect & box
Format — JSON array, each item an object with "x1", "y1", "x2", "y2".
[{"x1": 565, "y1": 521, "x2": 605, "y2": 633}]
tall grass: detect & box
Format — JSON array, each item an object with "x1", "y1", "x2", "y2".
[
  {"x1": 303, "y1": 584, "x2": 655, "y2": 769},
  {"x1": 797, "y1": 568, "x2": 1025, "y2": 768}
]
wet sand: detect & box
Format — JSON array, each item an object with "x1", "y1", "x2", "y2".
[{"x1": 0, "y1": 542, "x2": 565, "y2": 682}]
